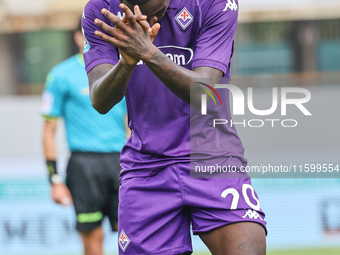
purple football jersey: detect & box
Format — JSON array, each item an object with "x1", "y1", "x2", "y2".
[{"x1": 82, "y1": 0, "x2": 245, "y2": 179}]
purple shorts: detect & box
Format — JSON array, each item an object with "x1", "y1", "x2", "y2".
[{"x1": 118, "y1": 163, "x2": 266, "y2": 254}]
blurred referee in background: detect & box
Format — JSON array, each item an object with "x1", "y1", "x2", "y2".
[{"x1": 40, "y1": 20, "x2": 129, "y2": 255}]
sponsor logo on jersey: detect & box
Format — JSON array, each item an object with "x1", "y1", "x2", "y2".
[
  {"x1": 242, "y1": 209, "x2": 263, "y2": 220},
  {"x1": 159, "y1": 45, "x2": 193, "y2": 65},
  {"x1": 223, "y1": 0, "x2": 238, "y2": 11},
  {"x1": 118, "y1": 230, "x2": 131, "y2": 252},
  {"x1": 135, "y1": 45, "x2": 193, "y2": 66},
  {"x1": 175, "y1": 7, "x2": 194, "y2": 30}
]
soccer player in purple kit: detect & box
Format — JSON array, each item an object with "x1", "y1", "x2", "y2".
[{"x1": 82, "y1": 0, "x2": 267, "y2": 254}]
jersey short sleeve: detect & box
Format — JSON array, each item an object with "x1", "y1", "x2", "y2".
[
  {"x1": 41, "y1": 72, "x2": 67, "y2": 118},
  {"x1": 82, "y1": 0, "x2": 120, "y2": 73},
  {"x1": 191, "y1": 0, "x2": 239, "y2": 76}
]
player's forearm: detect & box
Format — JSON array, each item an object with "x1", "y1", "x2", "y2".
[
  {"x1": 89, "y1": 60, "x2": 135, "y2": 114},
  {"x1": 143, "y1": 47, "x2": 209, "y2": 108}
]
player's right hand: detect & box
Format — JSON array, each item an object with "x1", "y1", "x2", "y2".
[{"x1": 51, "y1": 183, "x2": 73, "y2": 206}]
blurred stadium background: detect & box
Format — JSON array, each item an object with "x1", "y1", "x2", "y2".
[{"x1": 1, "y1": 0, "x2": 340, "y2": 254}]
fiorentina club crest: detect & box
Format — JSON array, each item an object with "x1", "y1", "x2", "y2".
[
  {"x1": 175, "y1": 7, "x2": 194, "y2": 30},
  {"x1": 118, "y1": 230, "x2": 131, "y2": 252}
]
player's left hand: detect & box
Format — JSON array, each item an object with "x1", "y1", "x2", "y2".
[
  {"x1": 120, "y1": 5, "x2": 158, "y2": 66},
  {"x1": 94, "y1": 4, "x2": 160, "y2": 62}
]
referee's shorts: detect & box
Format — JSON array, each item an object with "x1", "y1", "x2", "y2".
[{"x1": 66, "y1": 152, "x2": 121, "y2": 232}]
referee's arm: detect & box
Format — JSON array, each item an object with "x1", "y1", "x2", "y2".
[
  {"x1": 43, "y1": 118, "x2": 73, "y2": 206},
  {"x1": 43, "y1": 119, "x2": 57, "y2": 162}
]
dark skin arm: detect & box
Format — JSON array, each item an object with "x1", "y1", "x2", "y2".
[
  {"x1": 89, "y1": 61, "x2": 134, "y2": 114},
  {"x1": 89, "y1": 6, "x2": 160, "y2": 114},
  {"x1": 143, "y1": 47, "x2": 223, "y2": 107},
  {"x1": 89, "y1": 6, "x2": 153, "y2": 114},
  {"x1": 88, "y1": 4, "x2": 223, "y2": 114}
]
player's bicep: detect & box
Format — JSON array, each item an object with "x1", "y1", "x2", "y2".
[
  {"x1": 192, "y1": 66, "x2": 224, "y2": 105},
  {"x1": 192, "y1": 66, "x2": 223, "y2": 82},
  {"x1": 88, "y1": 63, "x2": 115, "y2": 91}
]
